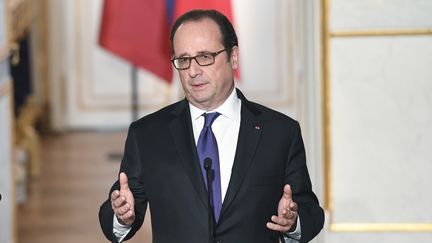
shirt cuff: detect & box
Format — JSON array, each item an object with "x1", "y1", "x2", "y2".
[
  {"x1": 113, "y1": 215, "x2": 132, "y2": 242},
  {"x1": 284, "y1": 215, "x2": 301, "y2": 242}
]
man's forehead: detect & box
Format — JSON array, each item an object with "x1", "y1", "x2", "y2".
[
  {"x1": 177, "y1": 18, "x2": 220, "y2": 35},
  {"x1": 173, "y1": 18, "x2": 223, "y2": 54}
]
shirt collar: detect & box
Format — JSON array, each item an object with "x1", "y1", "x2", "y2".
[{"x1": 189, "y1": 88, "x2": 241, "y2": 122}]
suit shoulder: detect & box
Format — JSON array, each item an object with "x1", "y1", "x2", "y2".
[
  {"x1": 129, "y1": 100, "x2": 185, "y2": 129},
  {"x1": 247, "y1": 100, "x2": 299, "y2": 126}
]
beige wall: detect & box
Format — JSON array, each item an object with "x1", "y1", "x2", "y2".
[{"x1": 322, "y1": 0, "x2": 432, "y2": 242}]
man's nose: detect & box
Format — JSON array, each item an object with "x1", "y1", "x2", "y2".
[{"x1": 188, "y1": 58, "x2": 202, "y2": 77}]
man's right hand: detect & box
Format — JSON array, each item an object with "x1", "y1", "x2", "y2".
[{"x1": 111, "y1": 172, "x2": 135, "y2": 226}]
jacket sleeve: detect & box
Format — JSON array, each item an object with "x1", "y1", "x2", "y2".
[
  {"x1": 99, "y1": 122, "x2": 148, "y2": 242},
  {"x1": 284, "y1": 121, "x2": 324, "y2": 243}
]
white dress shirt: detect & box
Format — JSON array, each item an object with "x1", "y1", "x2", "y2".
[{"x1": 189, "y1": 87, "x2": 241, "y2": 201}]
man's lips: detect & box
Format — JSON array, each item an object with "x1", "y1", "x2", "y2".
[{"x1": 191, "y1": 82, "x2": 207, "y2": 88}]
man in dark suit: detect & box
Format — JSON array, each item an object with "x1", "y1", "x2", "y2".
[{"x1": 99, "y1": 9, "x2": 324, "y2": 243}]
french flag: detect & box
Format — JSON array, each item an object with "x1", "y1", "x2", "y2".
[{"x1": 99, "y1": 0, "x2": 234, "y2": 84}]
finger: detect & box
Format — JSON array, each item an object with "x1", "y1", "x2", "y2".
[
  {"x1": 126, "y1": 209, "x2": 135, "y2": 219},
  {"x1": 118, "y1": 210, "x2": 135, "y2": 225},
  {"x1": 289, "y1": 201, "x2": 298, "y2": 211},
  {"x1": 119, "y1": 172, "x2": 130, "y2": 191},
  {"x1": 277, "y1": 184, "x2": 293, "y2": 215},
  {"x1": 117, "y1": 203, "x2": 131, "y2": 215},
  {"x1": 110, "y1": 190, "x2": 120, "y2": 201},
  {"x1": 283, "y1": 210, "x2": 297, "y2": 220},
  {"x1": 279, "y1": 207, "x2": 288, "y2": 216},
  {"x1": 266, "y1": 221, "x2": 290, "y2": 233},
  {"x1": 113, "y1": 196, "x2": 127, "y2": 208},
  {"x1": 271, "y1": 215, "x2": 289, "y2": 226},
  {"x1": 283, "y1": 184, "x2": 292, "y2": 200},
  {"x1": 120, "y1": 210, "x2": 133, "y2": 219}
]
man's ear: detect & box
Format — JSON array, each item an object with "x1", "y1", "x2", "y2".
[{"x1": 230, "y1": 46, "x2": 239, "y2": 70}]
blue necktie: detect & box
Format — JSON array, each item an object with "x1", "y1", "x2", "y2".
[{"x1": 197, "y1": 112, "x2": 222, "y2": 222}]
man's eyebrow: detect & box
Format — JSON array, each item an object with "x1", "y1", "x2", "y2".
[
  {"x1": 196, "y1": 50, "x2": 212, "y2": 54},
  {"x1": 175, "y1": 52, "x2": 190, "y2": 58},
  {"x1": 175, "y1": 50, "x2": 213, "y2": 57}
]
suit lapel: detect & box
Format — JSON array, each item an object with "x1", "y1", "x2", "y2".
[
  {"x1": 168, "y1": 100, "x2": 208, "y2": 208},
  {"x1": 219, "y1": 90, "x2": 262, "y2": 220}
]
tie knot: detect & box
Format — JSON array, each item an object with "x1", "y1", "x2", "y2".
[{"x1": 203, "y1": 112, "x2": 220, "y2": 128}]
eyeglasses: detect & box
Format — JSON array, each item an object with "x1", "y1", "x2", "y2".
[{"x1": 171, "y1": 49, "x2": 227, "y2": 70}]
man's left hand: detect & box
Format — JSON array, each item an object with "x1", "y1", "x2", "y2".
[{"x1": 266, "y1": 184, "x2": 298, "y2": 233}]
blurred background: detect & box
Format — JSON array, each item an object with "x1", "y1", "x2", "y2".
[{"x1": 0, "y1": 0, "x2": 431, "y2": 242}]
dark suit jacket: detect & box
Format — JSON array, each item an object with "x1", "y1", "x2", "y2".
[{"x1": 99, "y1": 89, "x2": 324, "y2": 243}]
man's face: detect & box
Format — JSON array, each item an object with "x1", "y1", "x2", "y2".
[{"x1": 172, "y1": 18, "x2": 239, "y2": 111}]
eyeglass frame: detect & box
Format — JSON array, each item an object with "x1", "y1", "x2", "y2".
[{"x1": 171, "y1": 48, "x2": 228, "y2": 70}]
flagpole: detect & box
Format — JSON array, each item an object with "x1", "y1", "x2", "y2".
[
  {"x1": 131, "y1": 64, "x2": 139, "y2": 121},
  {"x1": 107, "y1": 64, "x2": 138, "y2": 162}
]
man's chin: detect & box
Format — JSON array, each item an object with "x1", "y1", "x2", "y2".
[{"x1": 189, "y1": 96, "x2": 215, "y2": 110}]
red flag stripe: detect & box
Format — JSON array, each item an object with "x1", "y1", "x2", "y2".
[{"x1": 99, "y1": 0, "x2": 173, "y2": 83}]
